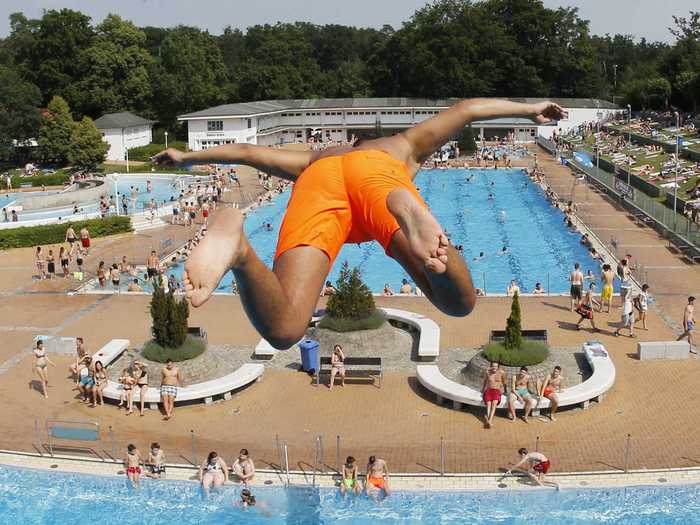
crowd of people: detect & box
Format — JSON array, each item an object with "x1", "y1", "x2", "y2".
[
  {"x1": 34, "y1": 224, "x2": 91, "y2": 280},
  {"x1": 34, "y1": 336, "x2": 185, "y2": 420}
]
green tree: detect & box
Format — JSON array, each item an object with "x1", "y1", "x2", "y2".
[
  {"x1": 38, "y1": 95, "x2": 75, "y2": 165},
  {"x1": 504, "y1": 291, "x2": 523, "y2": 351},
  {"x1": 7, "y1": 9, "x2": 94, "y2": 107},
  {"x1": 70, "y1": 14, "x2": 152, "y2": 117},
  {"x1": 326, "y1": 261, "x2": 376, "y2": 321},
  {"x1": 458, "y1": 124, "x2": 477, "y2": 154},
  {"x1": 0, "y1": 65, "x2": 42, "y2": 162},
  {"x1": 150, "y1": 26, "x2": 230, "y2": 127},
  {"x1": 68, "y1": 116, "x2": 108, "y2": 170}
]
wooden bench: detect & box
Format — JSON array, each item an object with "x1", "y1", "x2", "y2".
[
  {"x1": 315, "y1": 357, "x2": 383, "y2": 388},
  {"x1": 416, "y1": 342, "x2": 615, "y2": 414}
]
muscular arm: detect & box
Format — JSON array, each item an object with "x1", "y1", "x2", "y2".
[
  {"x1": 402, "y1": 99, "x2": 565, "y2": 165},
  {"x1": 152, "y1": 143, "x2": 314, "y2": 182}
]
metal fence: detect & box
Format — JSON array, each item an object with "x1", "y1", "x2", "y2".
[
  {"x1": 26, "y1": 420, "x2": 697, "y2": 480},
  {"x1": 566, "y1": 157, "x2": 700, "y2": 248}
]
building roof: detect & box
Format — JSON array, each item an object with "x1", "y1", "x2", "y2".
[
  {"x1": 94, "y1": 111, "x2": 155, "y2": 130},
  {"x1": 178, "y1": 97, "x2": 619, "y2": 119}
]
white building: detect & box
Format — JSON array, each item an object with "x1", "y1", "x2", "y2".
[
  {"x1": 178, "y1": 97, "x2": 622, "y2": 151},
  {"x1": 94, "y1": 112, "x2": 155, "y2": 161}
]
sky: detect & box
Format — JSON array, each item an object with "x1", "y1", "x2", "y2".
[{"x1": 0, "y1": 0, "x2": 696, "y2": 42}]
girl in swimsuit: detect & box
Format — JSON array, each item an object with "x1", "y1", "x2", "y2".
[
  {"x1": 199, "y1": 451, "x2": 228, "y2": 496},
  {"x1": 92, "y1": 360, "x2": 107, "y2": 407},
  {"x1": 35, "y1": 247, "x2": 46, "y2": 279},
  {"x1": 122, "y1": 368, "x2": 137, "y2": 414},
  {"x1": 329, "y1": 344, "x2": 346, "y2": 390},
  {"x1": 33, "y1": 340, "x2": 55, "y2": 399},
  {"x1": 133, "y1": 362, "x2": 149, "y2": 416},
  {"x1": 97, "y1": 261, "x2": 106, "y2": 288}
]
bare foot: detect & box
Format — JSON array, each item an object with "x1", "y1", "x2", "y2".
[
  {"x1": 183, "y1": 208, "x2": 248, "y2": 307},
  {"x1": 387, "y1": 189, "x2": 448, "y2": 273}
]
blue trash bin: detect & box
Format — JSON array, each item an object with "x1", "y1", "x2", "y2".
[{"x1": 299, "y1": 339, "x2": 320, "y2": 373}]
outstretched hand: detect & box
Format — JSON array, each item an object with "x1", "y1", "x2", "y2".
[
  {"x1": 151, "y1": 148, "x2": 185, "y2": 166},
  {"x1": 530, "y1": 102, "x2": 566, "y2": 125}
]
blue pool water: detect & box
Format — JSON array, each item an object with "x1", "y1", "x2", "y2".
[
  {"x1": 165, "y1": 168, "x2": 599, "y2": 294},
  {"x1": 12, "y1": 175, "x2": 197, "y2": 222},
  {"x1": 0, "y1": 465, "x2": 698, "y2": 524},
  {"x1": 113, "y1": 175, "x2": 191, "y2": 212}
]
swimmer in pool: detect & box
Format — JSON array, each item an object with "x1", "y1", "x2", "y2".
[{"x1": 153, "y1": 99, "x2": 564, "y2": 349}]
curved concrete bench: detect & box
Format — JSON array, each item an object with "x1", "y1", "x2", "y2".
[
  {"x1": 91, "y1": 339, "x2": 264, "y2": 407},
  {"x1": 416, "y1": 342, "x2": 615, "y2": 413},
  {"x1": 102, "y1": 363, "x2": 264, "y2": 407},
  {"x1": 91, "y1": 339, "x2": 129, "y2": 365},
  {"x1": 381, "y1": 308, "x2": 440, "y2": 360},
  {"x1": 254, "y1": 308, "x2": 440, "y2": 360}
]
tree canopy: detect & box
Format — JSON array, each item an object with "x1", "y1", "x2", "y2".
[{"x1": 0, "y1": 1, "x2": 699, "y2": 163}]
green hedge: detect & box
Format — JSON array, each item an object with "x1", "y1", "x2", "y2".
[
  {"x1": 11, "y1": 172, "x2": 71, "y2": 188},
  {"x1": 142, "y1": 336, "x2": 206, "y2": 363},
  {"x1": 317, "y1": 311, "x2": 385, "y2": 332},
  {"x1": 0, "y1": 216, "x2": 132, "y2": 250},
  {"x1": 127, "y1": 142, "x2": 187, "y2": 161},
  {"x1": 482, "y1": 341, "x2": 549, "y2": 367}
]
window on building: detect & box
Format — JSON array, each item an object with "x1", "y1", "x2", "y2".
[
  {"x1": 247, "y1": 118, "x2": 252, "y2": 128},
  {"x1": 207, "y1": 120, "x2": 223, "y2": 132}
]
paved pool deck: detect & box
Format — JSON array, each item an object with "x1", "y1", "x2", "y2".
[{"x1": 0, "y1": 146, "x2": 697, "y2": 477}]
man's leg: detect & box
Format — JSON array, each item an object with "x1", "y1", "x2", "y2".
[
  {"x1": 184, "y1": 208, "x2": 329, "y2": 349},
  {"x1": 549, "y1": 394, "x2": 559, "y2": 421}
]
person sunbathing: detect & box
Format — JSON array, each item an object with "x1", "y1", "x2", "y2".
[{"x1": 153, "y1": 99, "x2": 564, "y2": 348}]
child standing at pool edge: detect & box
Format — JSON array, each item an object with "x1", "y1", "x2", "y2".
[
  {"x1": 153, "y1": 99, "x2": 564, "y2": 348},
  {"x1": 125, "y1": 444, "x2": 143, "y2": 487}
]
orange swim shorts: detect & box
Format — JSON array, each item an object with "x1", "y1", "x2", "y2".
[{"x1": 275, "y1": 149, "x2": 426, "y2": 264}]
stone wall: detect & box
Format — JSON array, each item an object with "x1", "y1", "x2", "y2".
[{"x1": 20, "y1": 180, "x2": 108, "y2": 210}]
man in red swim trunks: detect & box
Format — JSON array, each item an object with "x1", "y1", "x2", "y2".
[
  {"x1": 153, "y1": 99, "x2": 564, "y2": 349},
  {"x1": 506, "y1": 448, "x2": 557, "y2": 488},
  {"x1": 482, "y1": 360, "x2": 506, "y2": 428}
]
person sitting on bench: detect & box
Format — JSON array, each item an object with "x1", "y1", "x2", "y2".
[{"x1": 329, "y1": 344, "x2": 346, "y2": 390}]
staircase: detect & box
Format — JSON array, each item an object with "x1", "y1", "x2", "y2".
[{"x1": 130, "y1": 206, "x2": 173, "y2": 233}]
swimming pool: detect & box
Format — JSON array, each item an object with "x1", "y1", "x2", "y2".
[
  {"x1": 161, "y1": 168, "x2": 599, "y2": 294},
  {"x1": 0, "y1": 465, "x2": 697, "y2": 524},
  {"x1": 6, "y1": 175, "x2": 204, "y2": 224}
]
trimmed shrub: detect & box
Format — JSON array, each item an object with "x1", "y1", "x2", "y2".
[
  {"x1": 318, "y1": 310, "x2": 385, "y2": 332},
  {"x1": 0, "y1": 216, "x2": 132, "y2": 250},
  {"x1": 458, "y1": 124, "x2": 478, "y2": 154},
  {"x1": 482, "y1": 341, "x2": 549, "y2": 367},
  {"x1": 142, "y1": 336, "x2": 205, "y2": 363},
  {"x1": 128, "y1": 142, "x2": 187, "y2": 162},
  {"x1": 150, "y1": 282, "x2": 190, "y2": 349},
  {"x1": 11, "y1": 172, "x2": 71, "y2": 188},
  {"x1": 326, "y1": 262, "x2": 376, "y2": 320},
  {"x1": 322, "y1": 262, "x2": 380, "y2": 333},
  {"x1": 504, "y1": 292, "x2": 523, "y2": 350}
]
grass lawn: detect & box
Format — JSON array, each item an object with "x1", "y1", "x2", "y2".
[{"x1": 568, "y1": 135, "x2": 697, "y2": 200}]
